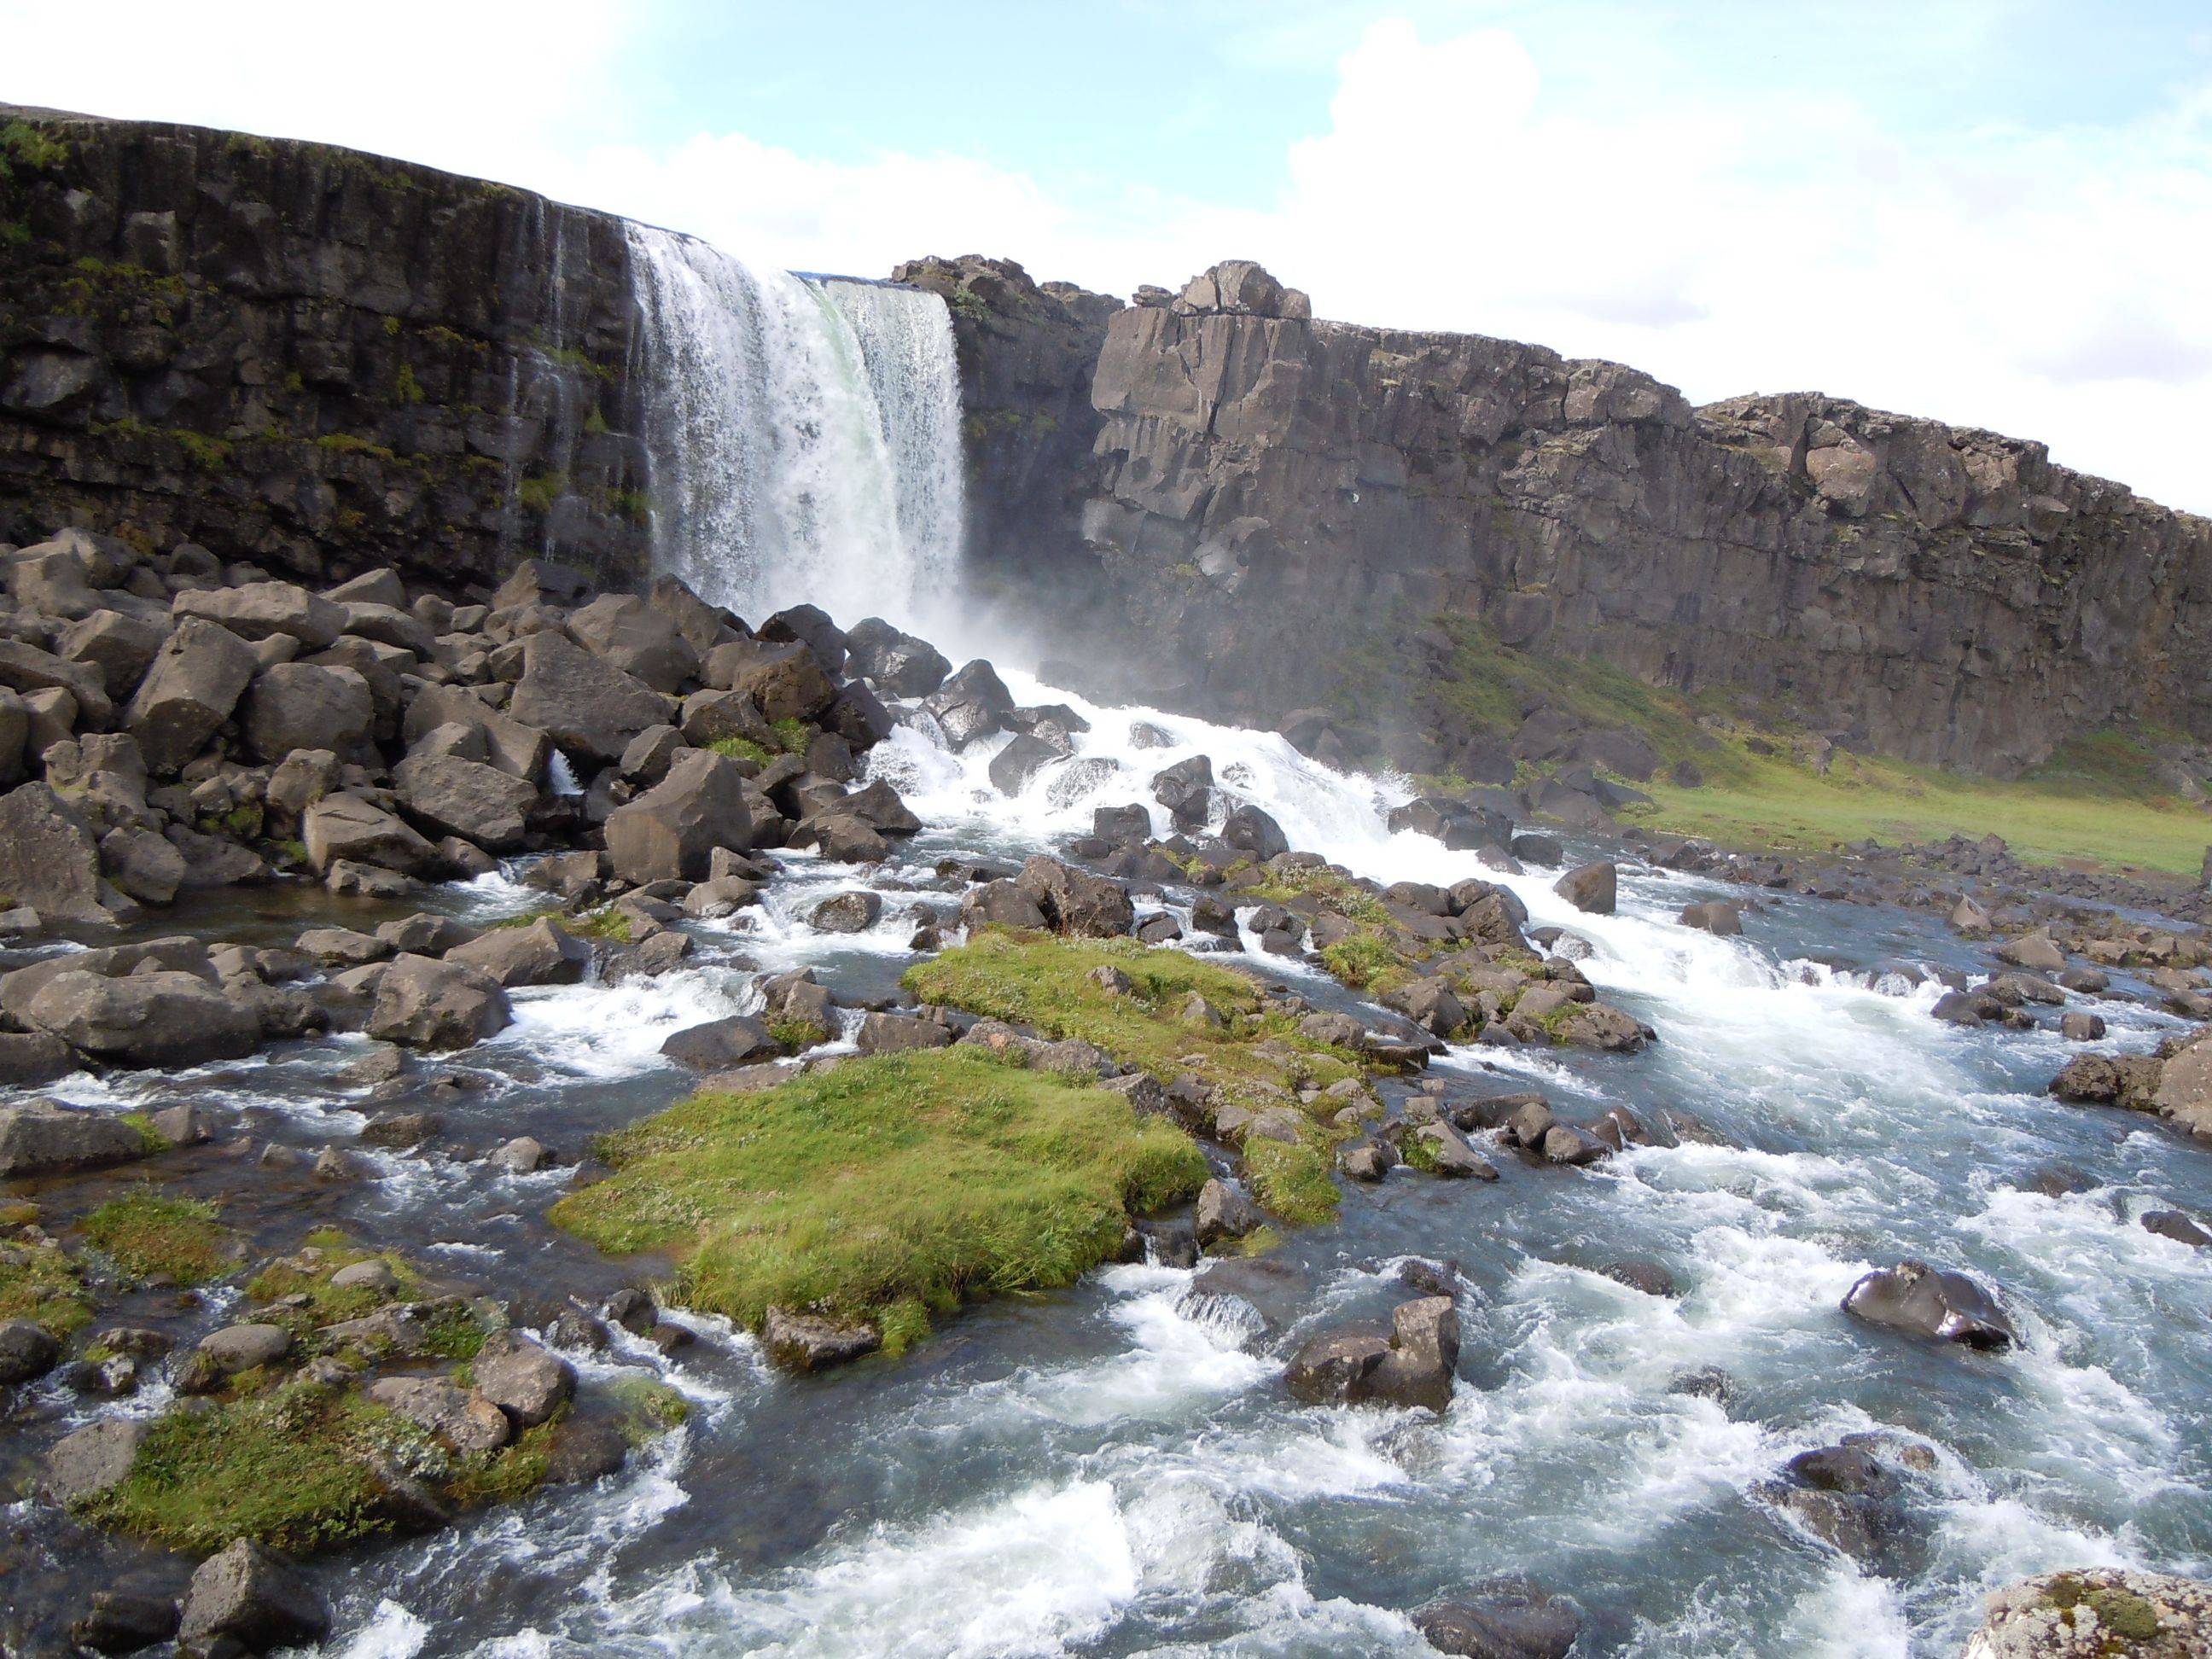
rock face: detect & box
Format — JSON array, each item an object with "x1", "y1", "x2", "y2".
[
  {"x1": 0, "y1": 781, "x2": 107, "y2": 922},
  {"x1": 0, "y1": 103, "x2": 649, "y2": 586},
  {"x1": 946, "y1": 256, "x2": 2212, "y2": 774},
  {"x1": 1962, "y1": 1569, "x2": 2211, "y2": 1658}
]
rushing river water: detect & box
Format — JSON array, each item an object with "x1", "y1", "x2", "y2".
[{"x1": 8, "y1": 671, "x2": 2207, "y2": 1658}]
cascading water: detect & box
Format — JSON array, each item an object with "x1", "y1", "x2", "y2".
[{"x1": 626, "y1": 224, "x2": 963, "y2": 632}]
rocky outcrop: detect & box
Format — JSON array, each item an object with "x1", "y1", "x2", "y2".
[
  {"x1": 0, "y1": 103, "x2": 649, "y2": 591},
  {"x1": 1963, "y1": 1568, "x2": 2210, "y2": 1657}
]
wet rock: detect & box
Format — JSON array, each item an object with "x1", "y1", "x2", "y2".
[
  {"x1": 1761, "y1": 1441, "x2": 1910, "y2": 1567},
  {"x1": 604, "y1": 749, "x2": 754, "y2": 882},
  {"x1": 1540, "y1": 1123, "x2": 1611, "y2": 1166},
  {"x1": 1150, "y1": 754, "x2": 1214, "y2": 826},
  {"x1": 366, "y1": 1374, "x2": 511, "y2": 1454},
  {"x1": 808, "y1": 890, "x2": 883, "y2": 933},
  {"x1": 364, "y1": 954, "x2": 512, "y2": 1050},
  {"x1": 1679, "y1": 899, "x2": 1742, "y2": 935},
  {"x1": 2059, "y1": 1010, "x2": 2106, "y2": 1041},
  {"x1": 177, "y1": 1539, "x2": 329, "y2": 1656},
  {"x1": 0, "y1": 1097, "x2": 151, "y2": 1177},
  {"x1": 1842, "y1": 1259, "x2": 2016, "y2": 1349},
  {"x1": 1600, "y1": 1259, "x2": 1678, "y2": 1297},
  {"x1": 961, "y1": 877, "x2": 1049, "y2": 931},
  {"x1": 1194, "y1": 1178, "x2": 1264, "y2": 1248},
  {"x1": 1961, "y1": 1567, "x2": 2211, "y2": 1657},
  {"x1": 1553, "y1": 859, "x2": 1616, "y2": 914},
  {"x1": 0, "y1": 1025, "x2": 73, "y2": 1090},
  {"x1": 1994, "y1": 933, "x2": 2067, "y2": 973},
  {"x1": 42, "y1": 1417, "x2": 148, "y2": 1504},
  {"x1": 847, "y1": 618, "x2": 951, "y2": 696},
  {"x1": 472, "y1": 1329, "x2": 575, "y2": 1427},
  {"x1": 661, "y1": 1015, "x2": 783, "y2": 1069},
  {"x1": 1221, "y1": 803, "x2": 1288, "y2": 861},
  {"x1": 71, "y1": 1586, "x2": 182, "y2": 1655},
  {"x1": 1338, "y1": 1138, "x2": 1397, "y2": 1181},
  {"x1": 1667, "y1": 1365, "x2": 1737, "y2": 1405},
  {"x1": 705, "y1": 637, "x2": 836, "y2": 724},
  {"x1": 445, "y1": 918, "x2": 591, "y2": 987},
  {"x1": 544, "y1": 1416, "x2": 631, "y2": 1484},
  {"x1": 2143, "y1": 1209, "x2": 2212, "y2": 1248},
  {"x1": 360, "y1": 1110, "x2": 440, "y2": 1149},
  {"x1": 1409, "y1": 1121, "x2": 1499, "y2": 1179},
  {"x1": 763, "y1": 1305, "x2": 882, "y2": 1371},
  {"x1": 1413, "y1": 1579, "x2": 1583, "y2": 1659},
  {"x1": 1016, "y1": 853, "x2": 1134, "y2": 936},
  {"x1": 989, "y1": 732, "x2": 1064, "y2": 795},
  {"x1": 490, "y1": 1135, "x2": 551, "y2": 1173},
  {"x1": 0, "y1": 1317, "x2": 61, "y2": 1383},
  {"x1": 1284, "y1": 1295, "x2": 1458, "y2": 1413}
]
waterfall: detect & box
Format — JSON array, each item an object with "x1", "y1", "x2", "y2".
[{"x1": 626, "y1": 224, "x2": 965, "y2": 631}]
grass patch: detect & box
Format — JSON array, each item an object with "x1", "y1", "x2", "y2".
[
  {"x1": 1241, "y1": 1137, "x2": 1338, "y2": 1224},
  {"x1": 443, "y1": 1415, "x2": 558, "y2": 1506},
  {"x1": 80, "y1": 1191, "x2": 230, "y2": 1286},
  {"x1": 903, "y1": 933, "x2": 1361, "y2": 1115},
  {"x1": 569, "y1": 905, "x2": 634, "y2": 943},
  {"x1": 707, "y1": 734, "x2": 774, "y2": 768},
  {"x1": 1639, "y1": 732, "x2": 2211, "y2": 874},
  {"x1": 770, "y1": 716, "x2": 815, "y2": 754},
  {"x1": 551, "y1": 1047, "x2": 1206, "y2": 1339},
  {"x1": 80, "y1": 1379, "x2": 410, "y2": 1553},
  {"x1": 765, "y1": 1016, "x2": 826, "y2": 1052},
  {"x1": 0, "y1": 1237, "x2": 92, "y2": 1334}
]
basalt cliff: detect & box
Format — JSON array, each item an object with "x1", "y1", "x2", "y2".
[{"x1": 6, "y1": 108, "x2": 2210, "y2": 776}]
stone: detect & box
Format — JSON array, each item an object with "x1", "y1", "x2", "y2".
[
  {"x1": 762, "y1": 1305, "x2": 882, "y2": 1371},
  {"x1": 177, "y1": 1540, "x2": 330, "y2": 1656},
  {"x1": 472, "y1": 1329, "x2": 575, "y2": 1427},
  {"x1": 189, "y1": 1321, "x2": 290, "y2": 1380},
  {"x1": 702, "y1": 637, "x2": 836, "y2": 722},
  {"x1": 302, "y1": 791, "x2": 440, "y2": 876},
  {"x1": 445, "y1": 918, "x2": 591, "y2": 987},
  {"x1": 854, "y1": 1011, "x2": 954, "y2": 1055},
  {"x1": 241, "y1": 661, "x2": 373, "y2": 760},
  {"x1": 1411, "y1": 1121, "x2": 1499, "y2": 1179},
  {"x1": 845, "y1": 619, "x2": 951, "y2": 696},
  {"x1": 490, "y1": 1135, "x2": 551, "y2": 1173},
  {"x1": 2060, "y1": 1010, "x2": 2105, "y2": 1041},
  {"x1": 1221, "y1": 803, "x2": 1288, "y2": 861},
  {"x1": 101, "y1": 825, "x2": 188, "y2": 905},
  {"x1": 366, "y1": 1375, "x2": 511, "y2": 1454},
  {"x1": 364, "y1": 954, "x2": 512, "y2": 1050},
  {"x1": 568, "y1": 593, "x2": 699, "y2": 693},
  {"x1": 1553, "y1": 859, "x2": 1617, "y2": 914},
  {"x1": 72, "y1": 1586, "x2": 182, "y2": 1654},
  {"x1": 404, "y1": 684, "x2": 551, "y2": 780},
  {"x1": 1194, "y1": 1178, "x2": 1263, "y2": 1247},
  {"x1": 508, "y1": 628, "x2": 671, "y2": 763},
  {"x1": 1016, "y1": 854, "x2": 1134, "y2": 936},
  {"x1": 2144, "y1": 1209, "x2": 2212, "y2": 1249},
  {"x1": 661, "y1": 1015, "x2": 783, "y2": 1069},
  {"x1": 0, "y1": 1317, "x2": 61, "y2": 1383},
  {"x1": 0, "y1": 781, "x2": 107, "y2": 923},
  {"x1": 1413, "y1": 1580, "x2": 1583, "y2": 1659},
  {"x1": 988, "y1": 731, "x2": 1063, "y2": 795},
  {"x1": 808, "y1": 890, "x2": 883, "y2": 933},
  {"x1": 125, "y1": 617, "x2": 259, "y2": 772},
  {"x1": 393, "y1": 753, "x2": 538, "y2": 850},
  {"x1": 1150, "y1": 754, "x2": 1214, "y2": 826},
  {"x1": 1994, "y1": 933, "x2": 2067, "y2": 972},
  {"x1": 174, "y1": 579, "x2": 346, "y2": 649},
  {"x1": 1842, "y1": 1259, "x2": 2016, "y2": 1349},
  {"x1": 604, "y1": 749, "x2": 754, "y2": 882},
  {"x1": 26, "y1": 969, "x2": 260, "y2": 1068},
  {"x1": 1285, "y1": 1295, "x2": 1459, "y2": 1413},
  {"x1": 57, "y1": 608, "x2": 167, "y2": 699},
  {"x1": 924, "y1": 658, "x2": 1016, "y2": 746},
  {"x1": 41, "y1": 1418, "x2": 148, "y2": 1505},
  {"x1": 1679, "y1": 899, "x2": 1742, "y2": 934},
  {"x1": 0, "y1": 1030, "x2": 81, "y2": 1086}
]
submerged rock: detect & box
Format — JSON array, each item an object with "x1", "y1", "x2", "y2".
[
  {"x1": 1842, "y1": 1259, "x2": 2016, "y2": 1350},
  {"x1": 1412, "y1": 1578, "x2": 1583, "y2": 1659},
  {"x1": 1284, "y1": 1295, "x2": 1459, "y2": 1413}
]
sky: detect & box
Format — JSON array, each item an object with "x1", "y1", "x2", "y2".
[{"x1": 6, "y1": 0, "x2": 2212, "y2": 511}]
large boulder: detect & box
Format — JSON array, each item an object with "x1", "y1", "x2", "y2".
[
  {"x1": 24, "y1": 969, "x2": 260, "y2": 1068},
  {"x1": 661, "y1": 1014, "x2": 782, "y2": 1069},
  {"x1": 125, "y1": 617, "x2": 259, "y2": 773},
  {"x1": 701, "y1": 637, "x2": 835, "y2": 723},
  {"x1": 1962, "y1": 1568, "x2": 2210, "y2": 1658},
  {"x1": 603, "y1": 749, "x2": 754, "y2": 882},
  {"x1": 1221, "y1": 803, "x2": 1288, "y2": 862},
  {"x1": 762, "y1": 1304, "x2": 882, "y2": 1371},
  {"x1": 1553, "y1": 859, "x2": 1617, "y2": 914},
  {"x1": 927, "y1": 659, "x2": 1016, "y2": 747},
  {"x1": 364, "y1": 955, "x2": 512, "y2": 1050},
  {"x1": 472, "y1": 1329, "x2": 575, "y2": 1427},
  {"x1": 241, "y1": 662, "x2": 373, "y2": 761},
  {"x1": 2153, "y1": 1028, "x2": 2212, "y2": 1138},
  {"x1": 302, "y1": 792, "x2": 441, "y2": 876},
  {"x1": 1413, "y1": 1581, "x2": 1582, "y2": 1659},
  {"x1": 0, "y1": 1098, "x2": 147, "y2": 1177},
  {"x1": 1284, "y1": 1295, "x2": 1458, "y2": 1412},
  {"x1": 393, "y1": 754, "x2": 538, "y2": 851},
  {"x1": 508, "y1": 629, "x2": 671, "y2": 763},
  {"x1": 1842, "y1": 1260, "x2": 2016, "y2": 1350},
  {"x1": 0, "y1": 782, "x2": 108, "y2": 923},
  {"x1": 58, "y1": 609, "x2": 167, "y2": 699},
  {"x1": 445, "y1": 919, "x2": 590, "y2": 987},
  {"x1": 173, "y1": 580, "x2": 347, "y2": 649},
  {"x1": 1016, "y1": 855, "x2": 1134, "y2": 937},
  {"x1": 1150, "y1": 755, "x2": 1214, "y2": 826},
  {"x1": 844, "y1": 619, "x2": 950, "y2": 697},
  {"x1": 403, "y1": 684, "x2": 551, "y2": 781},
  {"x1": 177, "y1": 1540, "x2": 330, "y2": 1656},
  {"x1": 568, "y1": 593, "x2": 699, "y2": 693}
]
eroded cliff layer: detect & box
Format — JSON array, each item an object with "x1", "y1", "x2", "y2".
[
  {"x1": 0, "y1": 106, "x2": 650, "y2": 591},
  {"x1": 1056, "y1": 263, "x2": 2212, "y2": 774}
]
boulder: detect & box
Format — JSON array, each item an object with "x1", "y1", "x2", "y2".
[
  {"x1": 174, "y1": 580, "x2": 346, "y2": 649},
  {"x1": 1679, "y1": 899, "x2": 1741, "y2": 935},
  {"x1": 101, "y1": 825, "x2": 188, "y2": 905},
  {"x1": 989, "y1": 732, "x2": 1063, "y2": 795},
  {"x1": 445, "y1": 919, "x2": 590, "y2": 987},
  {"x1": 0, "y1": 1317, "x2": 61, "y2": 1383},
  {"x1": 1413, "y1": 1581, "x2": 1583, "y2": 1659},
  {"x1": 403, "y1": 684, "x2": 550, "y2": 780},
  {"x1": 568, "y1": 593, "x2": 698, "y2": 693},
  {"x1": 1994, "y1": 934, "x2": 2067, "y2": 973},
  {"x1": 241, "y1": 661, "x2": 372, "y2": 761},
  {"x1": 702, "y1": 637, "x2": 836, "y2": 723},
  {"x1": 57, "y1": 609, "x2": 167, "y2": 700},
  {"x1": 302, "y1": 791, "x2": 440, "y2": 876},
  {"x1": 177, "y1": 1540, "x2": 329, "y2": 1656},
  {"x1": 72, "y1": 1587, "x2": 182, "y2": 1654},
  {"x1": 661, "y1": 1015, "x2": 782, "y2": 1069},
  {"x1": 762, "y1": 1305, "x2": 882, "y2": 1371},
  {"x1": 854, "y1": 1011, "x2": 954, "y2": 1055},
  {"x1": 1016, "y1": 854, "x2": 1134, "y2": 936},
  {"x1": 1284, "y1": 1295, "x2": 1458, "y2": 1413},
  {"x1": 1961, "y1": 1567, "x2": 2210, "y2": 1659},
  {"x1": 25, "y1": 969, "x2": 259, "y2": 1068},
  {"x1": 1194, "y1": 1178, "x2": 1263, "y2": 1247},
  {"x1": 603, "y1": 749, "x2": 754, "y2": 882},
  {"x1": 1553, "y1": 860, "x2": 1616, "y2": 914},
  {"x1": 364, "y1": 954, "x2": 511, "y2": 1050},
  {"x1": 1221, "y1": 803, "x2": 1288, "y2": 861},
  {"x1": 1150, "y1": 755, "x2": 1214, "y2": 826},
  {"x1": 961, "y1": 878, "x2": 1049, "y2": 932},
  {"x1": 808, "y1": 891, "x2": 882, "y2": 933},
  {"x1": 41, "y1": 1418, "x2": 148, "y2": 1505},
  {"x1": 366, "y1": 1375, "x2": 511, "y2": 1454},
  {"x1": 125, "y1": 618, "x2": 259, "y2": 773},
  {"x1": 393, "y1": 753, "x2": 537, "y2": 850},
  {"x1": 0, "y1": 781, "x2": 108, "y2": 923},
  {"x1": 845, "y1": 619, "x2": 950, "y2": 696},
  {"x1": 508, "y1": 629, "x2": 670, "y2": 763},
  {"x1": 471, "y1": 1329, "x2": 575, "y2": 1427},
  {"x1": 1842, "y1": 1259, "x2": 2016, "y2": 1350}
]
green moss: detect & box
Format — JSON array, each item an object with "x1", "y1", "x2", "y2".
[
  {"x1": 0, "y1": 218, "x2": 30, "y2": 248},
  {"x1": 245, "y1": 1238, "x2": 427, "y2": 1329},
  {"x1": 0, "y1": 1236, "x2": 93, "y2": 1334},
  {"x1": 770, "y1": 716, "x2": 815, "y2": 754},
  {"x1": 444, "y1": 1413, "x2": 558, "y2": 1505},
  {"x1": 707, "y1": 734, "x2": 774, "y2": 768},
  {"x1": 80, "y1": 1191, "x2": 231, "y2": 1286},
  {"x1": 1237, "y1": 863, "x2": 1393, "y2": 925},
  {"x1": 80, "y1": 1379, "x2": 409, "y2": 1553},
  {"x1": 119, "y1": 1111, "x2": 170, "y2": 1154},
  {"x1": 611, "y1": 486, "x2": 651, "y2": 524},
  {"x1": 0, "y1": 119, "x2": 70, "y2": 178},
  {"x1": 902, "y1": 933, "x2": 1360, "y2": 1117},
  {"x1": 551, "y1": 1047, "x2": 1206, "y2": 1338},
  {"x1": 583, "y1": 405, "x2": 610, "y2": 435},
  {"x1": 393, "y1": 362, "x2": 426, "y2": 405},
  {"x1": 608, "y1": 1375, "x2": 690, "y2": 1444},
  {"x1": 314, "y1": 431, "x2": 405, "y2": 463},
  {"x1": 515, "y1": 471, "x2": 568, "y2": 513},
  {"x1": 1318, "y1": 928, "x2": 1410, "y2": 992},
  {"x1": 1240, "y1": 1135, "x2": 1339, "y2": 1224},
  {"x1": 568, "y1": 905, "x2": 634, "y2": 944},
  {"x1": 765, "y1": 1016, "x2": 825, "y2": 1052}
]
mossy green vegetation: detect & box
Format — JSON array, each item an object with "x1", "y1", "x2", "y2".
[
  {"x1": 0, "y1": 1233, "x2": 93, "y2": 1334},
  {"x1": 1241, "y1": 1137, "x2": 1339, "y2": 1225},
  {"x1": 551, "y1": 1047, "x2": 1206, "y2": 1344},
  {"x1": 608, "y1": 1375, "x2": 690, "y2": 1444},
  {"x1": 80, "y1": 1190, "x2": 231, "y2": 1286},
  {"x1": 903, "y1": 933, "x2": 1361, "y2": 1115},
  {"x1": 707, "y1": 734, "x2": 775, "y2": 768}
]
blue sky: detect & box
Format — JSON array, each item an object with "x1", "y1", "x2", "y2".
[{"x1": 7, "y1": 1, "x2": 2212, "y2": 511}]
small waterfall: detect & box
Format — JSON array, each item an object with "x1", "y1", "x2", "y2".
[{"x1": 626, "y1": 224, "x2": 964, "y2": 629}]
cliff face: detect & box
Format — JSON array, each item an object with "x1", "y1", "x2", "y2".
[
  {"x1": 0, "y1": 106, "x2": 651, "y2": 592},
  {"x1": 999, "y1": 264, "x2": 2212, "y2": 775}
]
